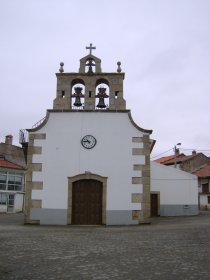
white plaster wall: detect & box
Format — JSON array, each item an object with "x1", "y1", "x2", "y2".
[
  {"x1": 31, "y1": 112, "x2": 147, "y2": 211},
  {"x1": 151, "y1": 162, "x2": 198, "y2": 205},
  {"x1": 200, "y1": 195, "x2": 207, "y2": 205},
  {"x1": 0, "y1": 205, "x2": 7, "y2": 212}
]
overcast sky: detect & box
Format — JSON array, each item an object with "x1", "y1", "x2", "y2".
[{"x1": 1, "y1": 0, "x2": 210, "y2": 158}]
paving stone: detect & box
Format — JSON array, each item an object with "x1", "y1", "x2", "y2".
[{"x1": 0, "y1": 212, "x2": 210, "y2": 279}]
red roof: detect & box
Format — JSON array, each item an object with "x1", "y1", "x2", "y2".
[
  {"x1": 0, "y1": 158, "x2": 24, "y2": 170},
  {"x1": 154, "y1": 155, "x2": 175, "y2": 163},
  {"x1": 193, "y1": 164, "x2": 210, "y2": 178},
  {"x1": 154, "y1": 153, "x2": 201, "y2": 165},
  {"x1": 165, "y1": 154, "x2": 198, "y2": 164}
]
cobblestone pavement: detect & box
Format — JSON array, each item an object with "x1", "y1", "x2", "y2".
[{"x1": 0, "y1": 212, "x2": 210, "y2": 280}]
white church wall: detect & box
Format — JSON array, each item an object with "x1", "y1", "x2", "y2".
[
  {"x1": 30, "y1": 111, "x2": 147, "y2": 224},
  {"x1": 151, "y1": 162, "x2": 198, "y2": 216}
]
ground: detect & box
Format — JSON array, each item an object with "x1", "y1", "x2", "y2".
[{"x1": 0, "y1": 213, "x2": 210, "y2": 280}]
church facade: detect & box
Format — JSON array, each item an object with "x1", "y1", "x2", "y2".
[{"x1": 24, "y1": 45, "x2": 153, "y2": 225}]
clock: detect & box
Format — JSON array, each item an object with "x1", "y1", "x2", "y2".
[{"x1": 81, "y1": 135, "x2": 97, "y2": 149}]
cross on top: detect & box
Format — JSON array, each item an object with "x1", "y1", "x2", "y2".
[{"x1": 86, "y1": 43, "x2": 96, "y2": 55}]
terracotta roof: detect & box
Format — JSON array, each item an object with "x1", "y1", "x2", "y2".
[
  {"x1": 154, "y1": 155, "x2": 175, "y2": 163},
  {"x1": 154, "y1": 153, "x2": 201, "y2": 165},
  {"x1": 165, "y1": 154, "x2": 197, "y2": 164},
  {"x1": 193, "y1": 164, "x2": 210, "y2": 178},
  {"x1": 0, "y1": 158, "x2": 24, "y2": 170}
]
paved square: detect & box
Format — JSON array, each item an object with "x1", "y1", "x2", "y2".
[{"x1": 0, "y1": 213, "x2": 210, "y2": 279}]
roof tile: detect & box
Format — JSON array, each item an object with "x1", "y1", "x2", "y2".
[
  {"x1": 0, "y1": 159, "x2": 24, "y2": 170},
  {"x1": 193, "y1": 164, "x2": 210, "y2": 177}
]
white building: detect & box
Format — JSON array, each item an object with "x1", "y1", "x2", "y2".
[
  {"x1": 0, "y1": 155, "x2": 25, "y2": 213},
  {"x1": 22, "y1": 45, "x2": 198, "y2": 225},
  {"x1": 23, "y1": 45, "x2": 153, "y2": 225},
  {"x1": 151, "y1": 162, "x2": 198, "y2": 216}
]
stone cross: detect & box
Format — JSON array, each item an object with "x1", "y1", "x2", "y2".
[{"x1": 86, "y1": 43, "x2": 96, "y2": 55}]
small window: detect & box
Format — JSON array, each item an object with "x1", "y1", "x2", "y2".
[
  {"x1": 208, "y1": 196, "x2": 210, "y2": 204},
  {"x1": 0, "y1": 173, "x2": 6, "y2": 183},
  {"x1": 62, "y1": 91, "x2": 65, "y2": 98},
  {"x1": 0, "y1": 193, "x2": 7, "y2": 205},
  {"x1": 0, "y1": 184, "x2": 6, "y2": 190},
  {"x1": 0, "y1": 173, "x2": 6, "y2": 190},
  {"x1": 8, "y1": 194, "x2": 15, "y2": 206},
  {"x1": 89, "y1": 91, "x2": 92, "y2": 98},
  {"x1": 202, "y1": 183, "x2": 209, "y2": 194},
  {"x1": 8, "y1": 174, "x2": 23, "y2": 191},
  {"x1": 8, "y1": 185, "x2": 15, "y2": 191},
  {"x1": 8, "y1": 175, "x2": 15, "y2": 185}
]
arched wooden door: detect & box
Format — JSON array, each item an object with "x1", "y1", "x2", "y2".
[{"x1": 72, "y1": 179, "x2": 103, "y2": 225}]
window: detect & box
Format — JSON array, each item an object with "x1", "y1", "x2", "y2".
[
  {"x1": 0, "y1": 173, "x2": 6, "y2": 190},
  {"x1": 8, "y1": 174, "x2": 23, "y2": 191},
  {"x1": 202, "y1": 183, "x2": 209, "y2": 194},
  {"x1": 208, "y1": 196, "x2": 210, "y2": 204},
  {"x1": 0, "y1": 171, "x2": 24, "y2": 192},
  {"x1": 8, "y1": 194, "x2": 15, "y2": 207},
  {"x1": 0, "y1": 193, "x2": 7, "y2": 205}
]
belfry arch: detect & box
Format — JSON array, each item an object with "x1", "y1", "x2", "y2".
[
  {"x1": 95, "y1": 78, "x2": 110, "y2": 109},
  {"x1": 71, "y1": 79, "x2": 85, "y2": 109},
  {"x1": 85, "y1": 58, "x2": 96, "y2": 74}
]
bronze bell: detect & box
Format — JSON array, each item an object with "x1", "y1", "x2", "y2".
[
  {"x1": 74, "y1": 96, "x2": 82, "y2": 107},
  {"x1": 96, "y1": 87, "x2": 108, "y2": 108},
  {"x1": 97, "y1": 96, "x2": 106, "y2": 108},
  {"x1": 73, "y1": 87, "x2": 83, "y2": 107}
]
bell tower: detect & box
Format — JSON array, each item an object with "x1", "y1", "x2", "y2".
[{"x1": 53, "y1": 44, "x2": 126, "y2": 111}]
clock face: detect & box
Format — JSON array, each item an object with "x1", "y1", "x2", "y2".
[{"x1": 81, "y1": 135, "x2": 97, "y2": 149}]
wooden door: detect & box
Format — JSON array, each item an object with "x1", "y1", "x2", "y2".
[
  {"x1": 72, "y1": 179, "x2": 102, "y2": 225},
  {"x1": 150, "y1": 193, "x2": 158, "y2": 217}
]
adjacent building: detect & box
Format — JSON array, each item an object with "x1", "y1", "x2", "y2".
[
  {"x1": 154, "y1": 150, "x2": 210, "y2": 211},
  {"x1": 193, "y1": 164, "x2": 210, "y2": 210},
  {"x1": 0, "y1": 135, "x2": 26, "y2": 213},
  {"x1": 0, "y1": 155, "x2": 25, "y2": 213},
  {"x1": 151, "y1": 162, "x2": 198, "y2": 216}
]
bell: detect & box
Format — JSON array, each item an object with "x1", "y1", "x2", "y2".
[
  {"x1": 73, "y1": 87, "x2": 83, "y2": 107},
  {"x1": 96, "y1": 87, "x2": 108, "y2": 108},
  {"x1": 97, "y1": 96, "x2": 106, "y2": 108},
  {"x1": 74, "y1": 96, "x2": 82, "y2": 107},
  {"x1": 86, "y1": 58, "x2": 95, "y2": 74}
]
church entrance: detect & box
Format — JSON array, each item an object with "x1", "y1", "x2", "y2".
[{"x1": 72, "y1": 179, "x2": 103, "y2": 225}]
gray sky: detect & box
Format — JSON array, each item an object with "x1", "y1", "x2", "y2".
[{"x1": 1, "y1": 0, "x2": 210, "y2": 158}]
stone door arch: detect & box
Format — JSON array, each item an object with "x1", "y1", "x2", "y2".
[{"x1": 68, "y1": 173, "x2": 107, "y2": 225}]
